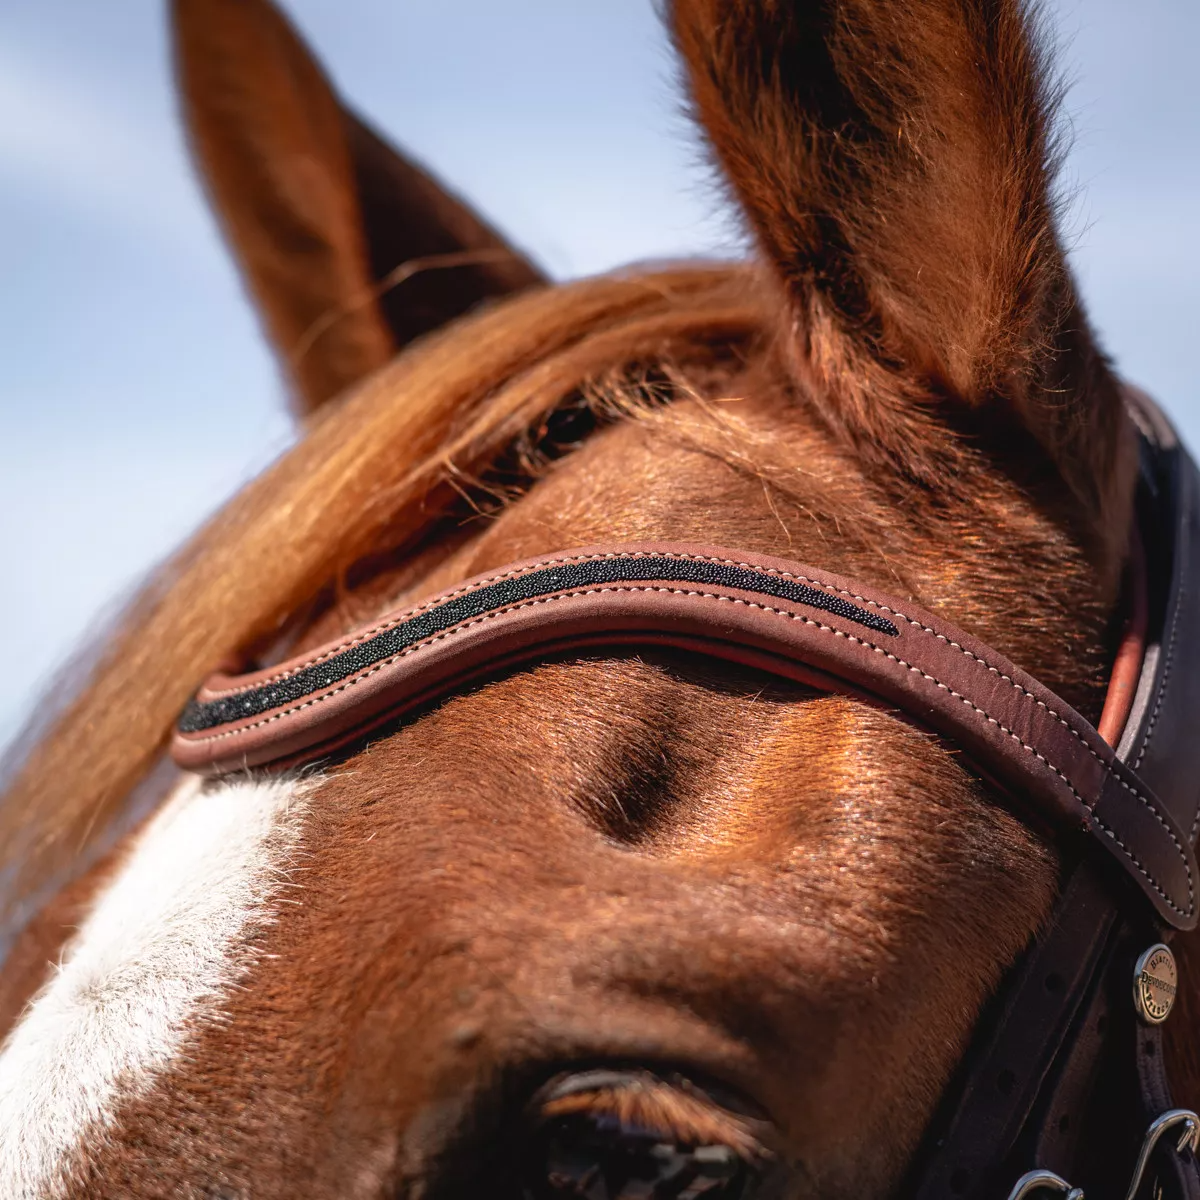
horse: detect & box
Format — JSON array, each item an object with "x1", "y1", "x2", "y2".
[{"x1": 1, "y1": 0, "x2": 1195, "y2": 1196}]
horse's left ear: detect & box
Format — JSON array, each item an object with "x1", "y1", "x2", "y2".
[
  {"x1": 172, "y1": 0, "x2": 545, "y2": 418},
  {"x1": 670, "y1": 0, "x2": 1137, "y2": 577}
]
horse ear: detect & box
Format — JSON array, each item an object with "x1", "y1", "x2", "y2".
[
  {"x1": 171, "y1": 0, "x2": 545, "y2": 418},
  {"x1": 670, "y1": 0, "x2": 1135, "y2": 564}
]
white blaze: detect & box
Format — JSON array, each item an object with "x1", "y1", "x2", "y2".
[{"x1": 0, "y1": 774, "x2": 311, "y2": 1198}]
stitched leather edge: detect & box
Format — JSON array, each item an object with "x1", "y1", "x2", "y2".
[{"x1": 175, "y1": 582, "x2": 1195, "y2": 920}]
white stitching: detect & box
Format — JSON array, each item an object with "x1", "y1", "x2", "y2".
[
  {"x1": 198, "y1": 548, "x2": 938, "y2": 697},
  {"x1": 183, "y1": 583, "x2": 1193, "y2": 917},
  {"x1": 1129, "y1": 571, "x2": 1193, "y2": 847}
]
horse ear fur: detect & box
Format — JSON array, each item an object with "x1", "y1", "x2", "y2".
[
  {"x1": 171, "y1": 0, "x2": 544, "y2": 419},
  {"x1": 670, "y1": 0, "x2": 1136, "y2": 568}
]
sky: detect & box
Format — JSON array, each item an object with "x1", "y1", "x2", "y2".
[{"x1": 1, "y1": 0, "x2": 1197, "y2": 755}]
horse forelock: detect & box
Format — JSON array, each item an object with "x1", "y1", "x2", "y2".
[{"x1": 0, "y1": 266, "x2": 767, "y2": 933}]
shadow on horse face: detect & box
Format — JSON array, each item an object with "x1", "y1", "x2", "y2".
[{"x1": 3, "y1": 0, "x2": 1190, "y2": 1195}]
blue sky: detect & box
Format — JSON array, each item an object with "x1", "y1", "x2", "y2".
[{"x1": 1, "y1": 0, "x2": 1197, "y2": 753}]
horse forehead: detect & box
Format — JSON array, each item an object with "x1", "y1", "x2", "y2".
[{"x1": 0, "y1": 773, "x2": 311, "y2": 1198}]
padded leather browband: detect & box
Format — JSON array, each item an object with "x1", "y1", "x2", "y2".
[{"x1": 173, "y1": 542, "x2": 1198, "y2": 930}]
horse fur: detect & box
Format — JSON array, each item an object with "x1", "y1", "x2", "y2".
[
  {"x1": 172, "y1": 0, "x2": 544, "y2": 416},
  {"x1": 0, "y1": 0, "x2": 1188, "y2": 1196},
  {"x1": 671, "y1": 0, "x2": 1135, "y2": 573}
]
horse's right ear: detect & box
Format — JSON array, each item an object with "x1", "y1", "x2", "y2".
[{"x1": 171, "y1": 0, "x2": 544, "y2": 419}]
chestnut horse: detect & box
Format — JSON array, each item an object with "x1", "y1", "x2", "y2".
[{"x1": 0, "y1": 0, "x2": 1190, "y2": 1196}]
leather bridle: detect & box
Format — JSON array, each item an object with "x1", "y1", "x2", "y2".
[{"x1": 172, "y1": 390, "x2": 1200, "y2": 1198}]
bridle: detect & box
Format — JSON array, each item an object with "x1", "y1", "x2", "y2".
[{"x1": 172, "y1": 390, "x2": 1200, "y2": 1199}]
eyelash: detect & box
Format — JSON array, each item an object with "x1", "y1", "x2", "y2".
[
  {"x1": 402, "y1": 1067, "x2": 774, "y2": 1200},
  {"x1": 536, "y1": 1082, "x2": 769, "y2": 1163}
]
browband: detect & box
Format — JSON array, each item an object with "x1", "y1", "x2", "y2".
[{"x1": 173, "y1": 542, "x2": 1197, "y2": 930}]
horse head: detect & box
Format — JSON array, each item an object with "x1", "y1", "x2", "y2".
[{"x1": 1, "y1": 1, "x2": 1191, "y2": 1197}]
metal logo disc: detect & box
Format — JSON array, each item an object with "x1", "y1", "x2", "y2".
[{"x1": 1134, "y1": 943, "x2": 1178, "y2": 1025}]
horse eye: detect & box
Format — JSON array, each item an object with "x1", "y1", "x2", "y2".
[{"x1": 521, "y1": 1105, "x2": 761, "y2": 1199}]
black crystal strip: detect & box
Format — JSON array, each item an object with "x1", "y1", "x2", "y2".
[{"x1": 178, "y1": 555, "x2": 899, "y2": 733}]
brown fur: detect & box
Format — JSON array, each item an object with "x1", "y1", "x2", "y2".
[
  {"x1": 670, "y1": 0, "x2": 1135, "y2": 571},
  {"x1": 172, "y1": 0, "x2": 543, "y2": 416},
  {"x1": 0, "y1": 854, "x2": 119, "y2": 1041},
  {"x1": 2, "y1": 0, "x2": 1192, "y2": 1196}
]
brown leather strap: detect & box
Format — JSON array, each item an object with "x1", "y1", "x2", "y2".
[
  {"x1": 172, "y1": 543, "x2": 1198, "y2": 929},
  {"x1": 1123, "y1": 400, "x2": 1200, "y2": 848},
  {"x1": 908, "y1": 862, "x2": 1121, "y2": 1197},
  {"x1": 909, "y1": 404, "x2": 1200, "y2": 1198}
]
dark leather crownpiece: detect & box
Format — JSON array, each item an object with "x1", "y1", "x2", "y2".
[{"x1": 172, "y1": 542, "x2": 1198, "y2": 930}]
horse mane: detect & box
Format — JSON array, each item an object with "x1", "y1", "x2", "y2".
[{"x1": 0, "y1": 264, "x2": 768, "y2": 934}]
